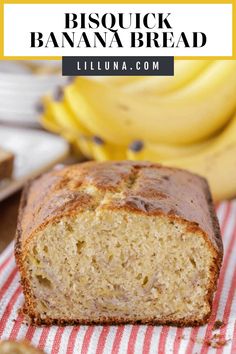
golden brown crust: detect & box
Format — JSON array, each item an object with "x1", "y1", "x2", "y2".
[
  {"x1": 21, "y1": 301, "x2": 212, "y2": 327},
  {"x1": 16, "y1": 161, "x2": 222, "y2": 252},
  {"x1": 15, "y1": 161, "x2": 223, "y2": 327}
]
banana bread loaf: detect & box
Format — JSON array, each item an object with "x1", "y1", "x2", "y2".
[{"x1": 15, "y1": 161, "x2": 223, "y2": 326}]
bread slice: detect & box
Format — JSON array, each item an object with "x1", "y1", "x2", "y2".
[
  {"x1": 15, "y1": 161, "x2": 223, "y2": 326},
  {"x1": 0, "y1": 147, "x2": 14, "y2": 180}
]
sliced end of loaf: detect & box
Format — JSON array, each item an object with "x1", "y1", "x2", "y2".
[{"x1": 19, "y1": 209, "x2": 220, "y2": 326}]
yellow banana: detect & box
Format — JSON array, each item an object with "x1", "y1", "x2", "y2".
[
  {"x1": 158, "y1": 113, "x2": 236, "y2": 201},
  {"x1": 39, "y1": 96, "x2": 61, "y2": 134},
  {"x1": 64, "y1": 60, "x2": 236, "y2": 145},
  {"x1": 43, "y1": 95, "x2": 89, "y2": 136},
  {"x1": 40, "y1": 112, "x2": 61, "y2": 134},
  {"x1": 41, "y1": 94, "x2": 93, "y2": 157},
  {"x1": 40, "y1": 105, "x2": 83, "y2": 157},
  {"x1": 91, "y1": 140, "x2": 111, "y2": 161},
  {"x1": 41, "y1": 93, "x2": 125, "y2": 160},
  {"x1": 122, "y1": 60, "x2": 212, "y2": 95},
  {"x1": 95, "y1": 60, "x2": 211, "y2": 93},
  {"x1": 93, "y1": 76, "x2": 142, "y2": 87},
  {"x1": 75, "y1": 136, "x2": 94, "y2": 159},
  {"x1": 127, "y1": 138, "x2": 213, "y2": 161},
  {"x1": 91, "y1": 136, "x2": 126, "y2": 161}
]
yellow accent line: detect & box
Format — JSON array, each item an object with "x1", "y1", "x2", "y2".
[
  {"x1": 233, "y1": 0, "x2": 236, "y2": 58},
  {"x1": 0, "y1": 2, "x2": 3, "y2": 58},
  {"x1": 2, "y1": 0, "x2": 235, "y2": 3},
  {"x1": 0, "y1": 56, "x2": 236, "y2": 60}
]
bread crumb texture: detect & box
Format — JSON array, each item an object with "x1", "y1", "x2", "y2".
[{"x1": 15, "y1": 161, "x2": 223, "y2": 326}]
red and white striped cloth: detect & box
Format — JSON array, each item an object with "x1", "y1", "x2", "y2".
[{"x1": 0, "y1": 201, "x2": 236, "y2": 354}]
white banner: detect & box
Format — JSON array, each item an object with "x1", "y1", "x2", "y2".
[{"x1": 3, "y1": 3, "x2": 233, "y2": 57}]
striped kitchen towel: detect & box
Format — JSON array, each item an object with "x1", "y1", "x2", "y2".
[{"x1": 0, "y1": 201, "x2": 236, "y2": 354}]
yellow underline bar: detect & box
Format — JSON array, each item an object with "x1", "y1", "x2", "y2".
[
  {"x1": 0, "y1": 56, "x2": 235, "y2": 61},
  {"x1": 2, "y1": 0, "x2": 235, "y2": 3}
]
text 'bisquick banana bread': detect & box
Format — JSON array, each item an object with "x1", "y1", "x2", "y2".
[{"x1": 15, "y1": 161, "x2": 223, "y2": 326}]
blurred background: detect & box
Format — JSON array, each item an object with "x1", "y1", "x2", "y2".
[
  {"x1": 0, "y1": 60, "x2": 69, "y2": 251},
  {"x1": 1, "y1": 59, "x2": 236, "y2": 250}
]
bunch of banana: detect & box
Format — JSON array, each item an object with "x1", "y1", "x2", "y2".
[{"x1": 40, "y1": 60, "x2": 236, "y2": 201}]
